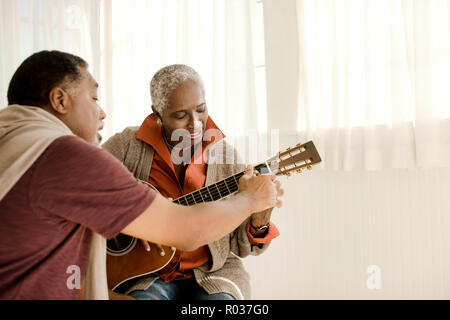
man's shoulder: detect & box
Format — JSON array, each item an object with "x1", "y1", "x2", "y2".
[
  {"x1": 41, "y1": 135, "x2": 118, "y2": 169},
  {"x1": 48, "y1": 135, "x2": 93, "y2": 153}
]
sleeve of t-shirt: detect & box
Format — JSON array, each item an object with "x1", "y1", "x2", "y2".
[{"x1": 29, "y1": 135, "x2": 156, "y2": 239}]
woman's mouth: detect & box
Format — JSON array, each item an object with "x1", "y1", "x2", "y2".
[{"x1": 190, "y1": 130, "x2": 202, "y2": 140}]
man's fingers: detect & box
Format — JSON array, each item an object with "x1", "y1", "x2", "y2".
[
  {"x1": 275, "y1": 199, "x2": 283, "y2": 208},
  {"x1": 274, "y1": 180, "x2": 284, "y2": 197},
  {"x1": 244, "y1": 165, "x2": 254, "y2": 176}
]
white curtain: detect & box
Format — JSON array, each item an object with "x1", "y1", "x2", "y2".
[
  {"x1": 250, "y1": 0, "x2": 450, "y2": 300},
  {"x1": 292, "y1": 0, "x2": 450, "y2": 170},
  {"x1": 0, "y1": 0, "x2": 100, "y2": 107},
  {"x1": 1, "y1": 0, "x2": 261, "y2": 146},
  {"x1": 102, "y1": 0, "x2": 259, "y2": 141}
]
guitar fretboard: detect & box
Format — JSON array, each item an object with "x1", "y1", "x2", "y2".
[{"x1": 172, "y1": 163, "x2": 269, "y2": 206}]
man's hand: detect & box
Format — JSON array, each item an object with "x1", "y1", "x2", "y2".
[
  {"x1": 249, "y1": 178, "x2": 283, "y2": 226},
  {"x1": 238, "y1": 165, "x2": 283, "y2": 213}
]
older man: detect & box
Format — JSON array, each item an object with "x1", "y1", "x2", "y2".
[{"x1": 0, "y1": 50, "x2": 282, "y2": 299}]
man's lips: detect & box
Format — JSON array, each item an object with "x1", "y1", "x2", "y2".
[{"x1": 97, "y1": 124, "x2": 104, "y2": 142}]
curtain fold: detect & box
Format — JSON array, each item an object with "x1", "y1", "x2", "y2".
[
  {"x1": 291, "y1": 0, "x2": 450, "y2": 170},
  {"x1": 1, "y1": 0, "x2": 260, "y2": 143},
  {"x1": 105, "y1": 0, "x2": 258, "y2": 140},
  {"x1": 0, "y1": 0, "x2": 101, "y2": 107}
]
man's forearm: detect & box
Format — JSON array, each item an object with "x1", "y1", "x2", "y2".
[
  {"x1": 184, "y1": 192, "x2": 255, "y2": 248},
  {"x1": 122, "y1": 192, "x2": 256, "y2": 252},
  {"x1": 122, "y1": 171, "x2": 280, "y2": 251}
]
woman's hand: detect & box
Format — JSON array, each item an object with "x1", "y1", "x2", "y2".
[{"x1": 140, "y1": 240, "x2": 175, "y2": 256}]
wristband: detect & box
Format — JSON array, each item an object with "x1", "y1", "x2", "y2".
[{"x1": 250, "y1": 221, "x2": 270, "y2": 232}]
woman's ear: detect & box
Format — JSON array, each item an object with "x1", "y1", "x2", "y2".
[
  {"x1": 151, "y1": 105, "x2": 159, "y2": 117},
  {"x1": 151, "y1": 105, "x2": 163, "y2": 123},
  {"x1": 48, "y1": 87, "x2": 70, "y2": 115}
]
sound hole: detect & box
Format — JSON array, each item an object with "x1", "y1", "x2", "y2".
[{"x1": 107, "y1": 234, "x2": 136, "y2": 256}]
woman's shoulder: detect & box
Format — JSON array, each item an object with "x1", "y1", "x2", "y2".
[
  {"x1": 104, "y1": 126, "x2": 138, "y2": 144},
  {"x1": 117, "y1": 126, "x2": 140, "y2": 139},
  {"x1": 208, "y1": 139, "x2": 237, "y2": 156},
  {"x1": 206, "y1": 139, "x2": 246, "y2": 173},
  {"x1": 101, "y1": 126, "x2": 142, "y2": 155}
]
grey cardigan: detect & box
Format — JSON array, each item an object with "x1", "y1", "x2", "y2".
[{"x1": 102, "y1": 126, "x2": 272, "y2": 300}]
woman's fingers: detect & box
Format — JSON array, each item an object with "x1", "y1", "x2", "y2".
[
  {"x1": 141, "y1": 240, "x2": 167, "y2": 256},
  {"x1": 141, "y1": 239, "x2": 151, "y2": 252}
]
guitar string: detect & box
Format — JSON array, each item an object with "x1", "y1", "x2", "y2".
[
  {"x1": 176, "y1": 174, "x2": 243, "y2": 206},
  {"x1": 175, "y1": 169, "x2": 251, "y2": 205},
  {"x1": 173, "y1": 161, "x2": 269, "y2": 206}
]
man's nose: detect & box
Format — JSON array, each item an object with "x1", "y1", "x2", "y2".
[{"x1": 99, "y1": 106, "x2": 107, "y2": 120}]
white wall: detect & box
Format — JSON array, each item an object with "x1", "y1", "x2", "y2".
[{"x1": 245, "y1": 168, "x2": 450, "y2": 299}]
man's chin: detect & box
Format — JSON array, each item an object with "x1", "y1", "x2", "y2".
[{"x1": 92, "y1": 133, "x2": 102, "y2": 146}]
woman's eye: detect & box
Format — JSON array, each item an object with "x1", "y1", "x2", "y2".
[{"x1": 174, "y1": 113, "x2": 185, "y2": 119}]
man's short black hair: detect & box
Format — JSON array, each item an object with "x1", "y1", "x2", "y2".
[{"x1": 7, "y1": 50, "x2": 88, "y2": 107}]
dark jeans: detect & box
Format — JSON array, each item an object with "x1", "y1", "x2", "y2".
[{"x1": 128, "y1": 278, "x2": 235, "y2": 300}]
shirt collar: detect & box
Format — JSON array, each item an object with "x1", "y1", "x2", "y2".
[{"x1": 135, "y1": 113, "x2": 225, "y2": 165}]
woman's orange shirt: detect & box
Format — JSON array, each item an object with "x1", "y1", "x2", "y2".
[{"x1": 135, "y1": 113, "x2": 279, "y2": 282}]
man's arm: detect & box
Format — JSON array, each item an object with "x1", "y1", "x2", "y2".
[{"x1": 121, "y1": 166, "x2": 282, "y2": 251}]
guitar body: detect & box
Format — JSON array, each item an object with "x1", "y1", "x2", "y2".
[
  {"x1": 106, "y1": 181, "x2": 181, "y2": 291},
  {"x1": 106, "y1": 234, "x2": 180, "y2": 291}
]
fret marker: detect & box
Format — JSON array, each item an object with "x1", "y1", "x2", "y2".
[{"x1": 265, "y1": 161, "x2": 273, "y2": 174}]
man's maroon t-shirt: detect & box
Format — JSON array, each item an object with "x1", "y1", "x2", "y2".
[{"x1": 0, "y1": 136, "x2": 156, "y2": 299}]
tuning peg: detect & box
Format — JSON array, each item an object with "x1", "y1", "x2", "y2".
[
  {"x1": 296, "y1": 168, "x2": 302, "y2": 173},
  {"x1": 306, "y1": 165, "x2": 312, "y2": 170}
]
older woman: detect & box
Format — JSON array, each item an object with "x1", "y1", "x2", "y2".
[{"x1": 102, "y1": 64, "x2": 280, "y2": 300}]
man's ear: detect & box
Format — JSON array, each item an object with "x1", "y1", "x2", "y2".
[{"x1": 48, "y1": 87, "x2": 70, "y2": 115}]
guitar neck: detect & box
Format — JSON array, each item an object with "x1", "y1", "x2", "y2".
[{"x1": 172, "y1": 163, "x2": 270, "y2": 206}]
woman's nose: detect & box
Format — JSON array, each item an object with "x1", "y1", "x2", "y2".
[{"x1": 188, "y1": 113, "x2": 199, "y2": 130}]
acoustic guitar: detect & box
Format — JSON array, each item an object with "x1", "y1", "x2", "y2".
[{"x1": 106, "y1": 140, "x2": 322, "y2": 292}]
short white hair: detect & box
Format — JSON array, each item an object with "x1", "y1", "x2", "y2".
[{"x1": 150, "y1": 64, "x2": 204, "y2": 115}]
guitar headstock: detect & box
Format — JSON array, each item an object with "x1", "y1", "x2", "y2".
[{"x1": 260, "y1": 141, "x2": 322, "y2": 176}]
